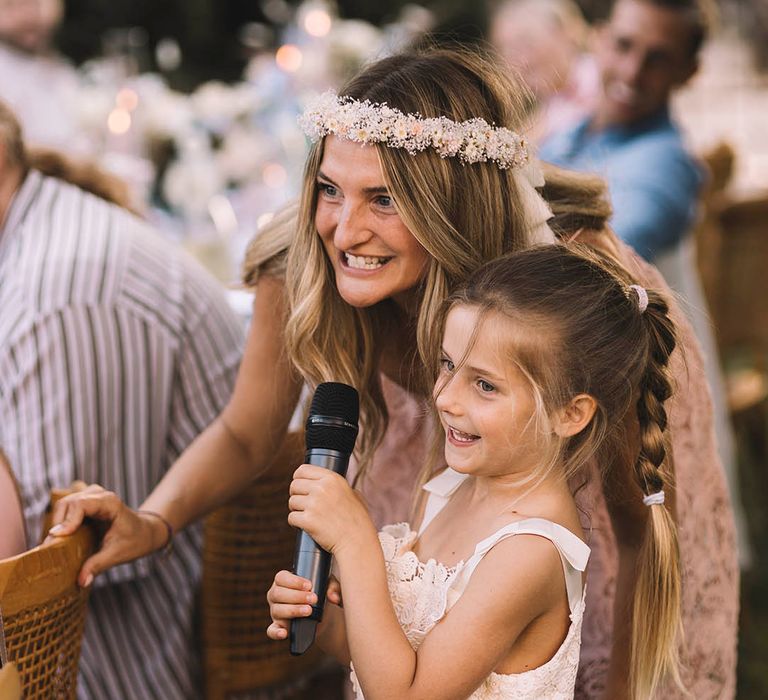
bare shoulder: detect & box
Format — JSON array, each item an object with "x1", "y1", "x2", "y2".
[{"x1": 465, "y1": 531, "x2": 566, "y2": 614}]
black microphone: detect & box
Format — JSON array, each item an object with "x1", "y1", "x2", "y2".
[{"x1": 290, "y1": 381, "x2": 359, "y2": 655}]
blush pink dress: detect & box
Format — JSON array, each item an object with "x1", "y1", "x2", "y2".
[{"x1": 350, "y1": 247, "x2": 739, "y2": 699}]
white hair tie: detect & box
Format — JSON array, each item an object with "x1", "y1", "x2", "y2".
[
  {"x1": 629, "y1": 284, "x2": 649, "y2": 313},
  {"x1": 642, "y1": 490, "x2": 665, "y2": 506}
]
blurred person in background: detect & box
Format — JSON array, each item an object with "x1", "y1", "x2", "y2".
[
  {"x1": 489, "y1": 0, "x2": 600, "y2": 143},
  {"x1": 0, "y1": 0, "x2": 83, "y2": 152},
  {"x1": 539, "y1": 0, "x2": 705, "y2": 263},
  {"x1": 539, "y1": 0, "x2": 749, "y2": 569},
  {"x1": 0, "y1": 448, "x2": 26, "y2": 559},
  {"x1": 0, "y1": 101, "x2": 244, "y2": 699}
]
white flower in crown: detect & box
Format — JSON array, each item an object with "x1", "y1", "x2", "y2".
[{"x1": 298, "y1": 91, "x2": 529, "y2": 170}]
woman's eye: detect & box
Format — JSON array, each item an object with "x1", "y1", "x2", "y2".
[
  {"x1": 478, "y1": 380, "x2": 495, "y2": 393},
  {"x1": 375, "y1": 195, "x2": 394, "y2": 209},
  {"x1": 440, "y1": 358, "x2": 455, "y2": 372},
  {"x1": 318, "y1": 182, "x2": 338, "y2": 198}
]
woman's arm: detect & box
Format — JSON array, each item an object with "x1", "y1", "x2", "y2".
[
  {"x1": 50, "y1": 275, "x2": 303, "y2": 583},
  {"x1": 141, "y1": 274, "x2": 301, "y2": 530}
]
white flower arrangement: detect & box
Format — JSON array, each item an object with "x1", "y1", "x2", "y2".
[{"x1": 299, "y1": 91, "x2": 530, "y2": 170}]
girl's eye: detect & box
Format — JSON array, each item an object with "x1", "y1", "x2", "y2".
[
  {"x1": 478, "y1": 380, "x2": 495, "y2": 393},
  {"x1": 440, "y1": 358, "x2": 455, "y2": 373}
]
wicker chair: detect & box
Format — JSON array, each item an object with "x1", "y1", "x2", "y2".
[
  {"x1": 0, "y1": 664, "x2": 21, "y2": 700},
  {"x1": 0, "y1": 509, "x2": 96, "y2": 699},
  {"x1": 695, "y1": 142, "x2": 735, "y2": 307},
  {"x1": 704, "y1": 193, "x2": 768, "y2": 562},
  {"x1": 202, "y1": 432, "x2": 332, "y2": 699}
]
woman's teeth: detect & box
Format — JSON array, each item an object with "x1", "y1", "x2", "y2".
[
  {"x1": 450, "y1": 427, "x2": 479, "y2": 443},
  {"x1": 345, "y1": 253, "x2": 390, "y2": 270}
]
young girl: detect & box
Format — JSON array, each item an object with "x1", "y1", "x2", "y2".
[{"x1": 268, "y1": 245, "x2": 682, "y2": 699}]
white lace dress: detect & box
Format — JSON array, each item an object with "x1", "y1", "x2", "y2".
[{"x1": 350, "y1": 469, "x2": 591, "y2": 700}]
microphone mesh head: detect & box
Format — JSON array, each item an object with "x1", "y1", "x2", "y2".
[{"x1": 306, "y1": 382, "x2": 359, "y2": 453}]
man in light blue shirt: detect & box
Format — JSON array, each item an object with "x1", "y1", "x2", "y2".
[
  {"x1": 540, "y1": 0, "x2": 704, "y2": 262},
  {"x1": 541, "y1": 0, "x2": 751, "y2": 615}
]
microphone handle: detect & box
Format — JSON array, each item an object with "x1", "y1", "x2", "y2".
[{"x1": 290, "y1": 447, "x2": 350, "y2": 656}]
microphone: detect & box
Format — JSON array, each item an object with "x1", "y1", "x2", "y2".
[{"x1": 290, "y1": 381, "x2": 359, "y2": 655}]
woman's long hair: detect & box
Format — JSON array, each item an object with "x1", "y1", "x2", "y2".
[{"x1": 244, "y1": 47, "x2": 612, "y2": 479}]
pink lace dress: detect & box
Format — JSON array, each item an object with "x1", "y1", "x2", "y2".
[
  {"x1": 350, "y1": 468, "x2": 590, "y2": 700},
  {"x1": 351, "y1": 248, "x2": 739, "y2": 699}
]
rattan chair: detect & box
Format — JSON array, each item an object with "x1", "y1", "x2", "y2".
[
  {"x1": 202, "y1": 432, "x2": 330, "y2": 699},
  {"x1": 712, "y1": 195, "x2": 768, "y2": 370},
  {"x1": 695, "y1": 142, "x2": 735, "y2": 307},
  {"x1": 0, "y1": 500, "x2": 96, "y2": 699},
  {"x1": 0, "y1": 663, "x2": 21, "y2": 700}
]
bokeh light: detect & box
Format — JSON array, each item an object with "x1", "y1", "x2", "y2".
[{"x1": 275, "y1": 44, "x2": 303, "y2": 72}]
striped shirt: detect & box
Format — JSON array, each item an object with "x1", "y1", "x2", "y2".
[{"x1": 0, "y1": 171, "x2": 245, "y2": 699}]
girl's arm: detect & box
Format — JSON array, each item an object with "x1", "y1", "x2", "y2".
[
  {"x1": 289, "y1": 466, "x2": 564, "y2": 700},
  {"x1": 50, "y1": 275, "x2": 303, "y2": 584}
]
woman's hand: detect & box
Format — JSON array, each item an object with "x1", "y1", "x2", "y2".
[
  {"x1": 47, "y1": 485, "x2": 170, "y2": 587},
  {"x1": 287, "y1": 465, "x2": 377, "y2": 558}
]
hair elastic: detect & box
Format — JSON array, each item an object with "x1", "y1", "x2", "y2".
[
  {"x1": 642, "y1": 490, "x2": 665, "y2": 506},
  {"x1": 629, "y1": 284, "x2": 649, "y2": 313}
]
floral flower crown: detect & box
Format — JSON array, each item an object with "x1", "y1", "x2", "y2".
[{"x1": 298, "y1": 91, "x2": 530, "y2": 170}]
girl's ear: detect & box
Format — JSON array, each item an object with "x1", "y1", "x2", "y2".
[{"x1": 553, "y1": 394, "x2": 597, "y2": 437}]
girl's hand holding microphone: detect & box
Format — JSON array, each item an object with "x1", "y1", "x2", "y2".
[
  {"x1": 267, "y1": 464, "x2": 371, "y2": 641},
  {"x1": 46, "y1": 485, "x2": 172, "y2": 588}
]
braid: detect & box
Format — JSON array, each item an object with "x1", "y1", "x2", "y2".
[
  {"x1": 635, "y1": 292, "x2": 676, "y2": 495},
  {"x1": 630, "y1": 290, "x2": 684, "y2": 700}
]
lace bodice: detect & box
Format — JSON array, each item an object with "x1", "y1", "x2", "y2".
[{"x1": 350, "y1": 469, "x2": 590, "y2": 700}]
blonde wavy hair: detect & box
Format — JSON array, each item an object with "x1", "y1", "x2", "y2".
[{"x1": 244, "y1": 47, "x2": 611, "y2": 479}]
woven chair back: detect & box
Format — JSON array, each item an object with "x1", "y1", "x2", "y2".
[
  {"x1": 0, "y1": 516, "x2": 96, "y2": 699},
  {"x1": 713, "y1": 195, "x2": 768, "y2": 367},
  {"x1": 696, "y1": 142, "x2": 735, "y2": 307},
  {"x1": 0, "y1": 663, "x2": 21, "y2": 700},
  {"x1": 202, "y1": 431, "x2": 324, "y2": 699}
]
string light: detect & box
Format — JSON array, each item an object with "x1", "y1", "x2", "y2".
[
  {"x1": 275, "y1": 44, "x2": 303, "y2": 72},
  {"x1": 304, "y1": 9, "x2": 332, "y2": 37}
]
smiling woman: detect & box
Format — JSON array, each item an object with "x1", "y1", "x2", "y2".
[{"x1": 314, "y1": 137, "x2": 430, "y2": 309}]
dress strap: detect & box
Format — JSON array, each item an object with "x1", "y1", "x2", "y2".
[
  {"x1": 446, "y1": 518, "x2": 590, "y2": 613},
  {"x1": 417, "y1": 469, "x2": 468, "y2": 536}
]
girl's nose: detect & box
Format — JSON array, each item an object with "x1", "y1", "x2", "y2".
[{"x1": 434, "y1": 377, "x2": 463, "y2": 415}]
